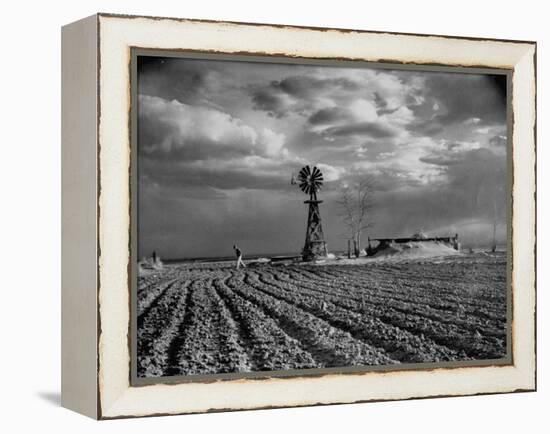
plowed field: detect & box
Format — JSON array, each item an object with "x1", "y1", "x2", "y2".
[{"x1": 136, "y1": 252, "x2": 508, "y2": 378}]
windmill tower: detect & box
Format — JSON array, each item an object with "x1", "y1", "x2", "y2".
[{"x1": 293, "y1": 165, "x2": 328, "y2": 261}]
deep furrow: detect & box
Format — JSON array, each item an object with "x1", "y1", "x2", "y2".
[
  {"x1": 256, "y1": 269, "x2": 505, "y2": 359},
  {"x1": 137, "y1": 280, "x2": 191, "y2": 377},
  {"x1": 213, "y1": 274, "x2": 317, "y2": 371},
  {"x1": 137, "y1": 269, "x2": 179, "y2": 292},
  {"x1": 227, "y1": 272, "x2": 397, "y2": 367},
  {"x1": 356, "y1": 259, "x2": 507, "y2": 292},
  {"x1": 247, "y1": 270, "x2": 466, "y2": 363},
  {"x1": 319, "y1": 261, "x2": 506, "y2": 300},
  {"x1": 162, "y1": 280, "x2": 196, "y2": 377},
  {"x1": 137, "y1": 253, "x2": 508, "y2": 378},
  {"x1": 311, "y1": 265, "x2": 506, "y2": 308},
  {"x1": 137, "y1": 278, "x2": 179, "y2": 321},
  {"x1": 273, "y1": 268, "x2": 506, "y2": 334},
  {"x1": 297, "y1": 265, "x2": 507, "y2": 325},
  {"x1": 165, "y1": 277, "x2": 252, "y2": 376},
  {"x1": 286, "y1": 266, "x2": 497, "y2": 316},
  {"x1": 351, "y1": 267, "x2": 507, "y2": 306}
]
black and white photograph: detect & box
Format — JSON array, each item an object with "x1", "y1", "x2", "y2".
[
  {"x1": 135, "y1": 54, "x2": 509, "y2": 379},
  {"x1": 1, "y1": 0, "x2": 544, "y2": 428}
]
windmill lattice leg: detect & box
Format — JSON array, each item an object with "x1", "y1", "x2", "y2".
[{"x1": 302, "y1": 200, "x2": 328, "y2": 261}]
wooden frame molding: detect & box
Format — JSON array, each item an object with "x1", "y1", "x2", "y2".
[{"x1": 61, "y1": 13, "x2": 536, "y2": 420}]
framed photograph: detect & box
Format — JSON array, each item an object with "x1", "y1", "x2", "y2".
[{"x1": 61, "y1": 13, "x2": 536, "y2": 419}]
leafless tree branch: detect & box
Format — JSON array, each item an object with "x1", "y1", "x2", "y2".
[{"x1": 337, "y1": 177, "x2": 377, "y2": 256}]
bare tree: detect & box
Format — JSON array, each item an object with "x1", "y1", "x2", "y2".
[{"x1": 337, "y1": 177, "x2": 376, "y2": 257}]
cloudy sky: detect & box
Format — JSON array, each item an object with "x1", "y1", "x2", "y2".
[{"x1": 137, "y1": 56, "x2": 508, "y2": 259}]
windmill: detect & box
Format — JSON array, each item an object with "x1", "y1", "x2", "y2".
[{"x1": 293, "y1": 165, "x2": 328, "y2": 261}]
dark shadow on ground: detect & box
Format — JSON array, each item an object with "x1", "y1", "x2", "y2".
[{"x1": 37, "y1": 391, "x2": 61, "y2": 407}]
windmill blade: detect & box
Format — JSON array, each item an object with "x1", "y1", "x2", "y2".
[
  {"x1": 295, "y1": 165, "x2": 325, "y2": 197},
  {"x1": 311, "y1": 167, "x2": 323, "y2": 181},
  {"x1": 299, "y1": 166, "x2": 311, "y2": 180},
  {"x1": 297, "y1": 167, "x2": 308, "y2": 182}
]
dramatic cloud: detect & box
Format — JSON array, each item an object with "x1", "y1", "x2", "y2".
[
  {"x1": 137, "y1": 56, "x2": 508, "y2": 258},
  {"x1": 321, "y1": 121, "x2": 398, "y2": 139},
  {"x1": 406, "y1": 73, "x2": 507, "y2": 137},
  {"x1": 139, "y1": 95, "x2": 287, "y2": 162},
  {"x1": 250, "y1": 75, "x2": 360, "y2": 117},
  {"x1": 308, "y1": 107, "x2": 349, "y2": 125}
]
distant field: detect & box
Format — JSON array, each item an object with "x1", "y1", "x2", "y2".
[{"x1": 136, "y1": 252, "x2": 508, "y2": 378}]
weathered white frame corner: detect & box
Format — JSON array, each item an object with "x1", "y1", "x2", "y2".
[
  {"x1": 64, "y1": 13, "x2": 536, "y2": 420},
  {"x1": 62, "y1": 14, "x2": 99, "y2": 419}
]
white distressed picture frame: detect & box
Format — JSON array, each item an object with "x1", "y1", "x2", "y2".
[{"x1": 61, "y1": 13, "x2": 536, "y2": 419}]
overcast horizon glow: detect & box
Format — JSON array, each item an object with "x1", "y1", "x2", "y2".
[{"x1": 137, "y1": 56, "x2": 508, "y2": 260}]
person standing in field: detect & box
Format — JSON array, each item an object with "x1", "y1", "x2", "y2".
[{"x1": 233, "y1": 244, "x2": 246, "y2": 270}]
